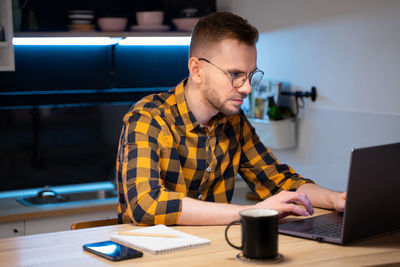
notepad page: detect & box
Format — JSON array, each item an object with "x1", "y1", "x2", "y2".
[{"x1": 110, "y1": 225, "x2": 211, "y2": 254}]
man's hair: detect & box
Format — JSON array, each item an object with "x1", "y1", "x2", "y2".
[{"x1": 189, "y1": 12, "x2": 259, "y2": 57}]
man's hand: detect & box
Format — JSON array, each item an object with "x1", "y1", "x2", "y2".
[
  {"x1": 333, "y1": 192, "x2": 346, "y2": 212},
  {"x1": 254, "y1": 191, "x2": 314, "y2": 219},
  {"x1": 297, "y1": 183, "x2": 347, "y2": 212}
]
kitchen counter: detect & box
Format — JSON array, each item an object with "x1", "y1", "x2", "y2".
[
  {"x1": 0, "y1": 176, "x2": 254, "y2": 224},
  {"x1": 0, "y1": 196, "x2": 116, "y2": 224},
  {"x1": 0, "y1": 182, "x2": 117, "y2": 224},
  {"x1": 0, "y1": 178, "x2": 253, "y2": 238}
]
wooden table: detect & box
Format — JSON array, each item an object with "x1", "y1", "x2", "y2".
[{"x1": 0, "y1": 209, "x2": 399, "y2": 267}]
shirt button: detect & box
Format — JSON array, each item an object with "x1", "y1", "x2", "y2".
[
  {"x1": 206, "y1": 167, "x2": 211, "y2": 172},
  {"x1": 198, "y1": 195, "x2": 202, "y2": 200}
]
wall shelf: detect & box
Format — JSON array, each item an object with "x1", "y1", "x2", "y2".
[
  {"x1": 14, "y1": 31, "x2": 191, "y2": 38},
  {"x1": 249, "y1": 118, "x2": 296, "y2": 150},
  {"x1": 0, "y1": 87, "x2": 171, "y2": 109}
]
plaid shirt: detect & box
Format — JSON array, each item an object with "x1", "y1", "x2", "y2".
[{"x1": 116, "y1": 79, "x2": 313, "y2": 225}]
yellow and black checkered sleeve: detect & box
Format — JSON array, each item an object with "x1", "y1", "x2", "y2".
[
  {"x1": 239, "y1": 117, "x2": 314, "y2": 200},
  {"x1": 120, "y1": 109, "x2": 185, "y2": 226}
]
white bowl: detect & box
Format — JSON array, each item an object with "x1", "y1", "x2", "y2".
[
  {"x1": 172, "y1": 17, "x2": 199, "y2": 31},
  {"x1": 136, "y1": 11, "x2": 164, "y2": 25},
  {"x1": 68, "y1": 14, "x2": 94, "y2": 20},
  {"x1": 70, "y1": 20, "x2": 93, "y2": 25},
  {"x1": 97, "y1": 17, "x2": 128, "y2": 32}
]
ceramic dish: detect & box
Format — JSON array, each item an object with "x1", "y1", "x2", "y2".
[
  {"x1": 136, "y1": 11, "x2": 164, "y2": 25},
  {"x1": 172, "y1": 17, "x2": 199, "y2": 31},
  {"x1": 68, "y1": 14, "x2": 94, "y2": 20},
  {"x1": 97, "y1": 17, "x2": 128, "y2": 32}
]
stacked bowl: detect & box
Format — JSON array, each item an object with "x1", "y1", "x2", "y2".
[
  {"x1": 97, "y1": 17, "x2": 128, "y2": 32},
  {"x1": 130, "y1": 11, "x2": 169, "y2": 32},
  {"x1": 172, "y1": 8, "x2": 200, "y2": 32},
  {"x1": 68, "y1": 10, "x2": 95, "y2": 32}
]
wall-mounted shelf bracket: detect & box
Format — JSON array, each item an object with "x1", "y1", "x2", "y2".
[
  {"x1": 281, "y1": 86, "x2": 317, "y2": 116},
  {"x1": 281, "y1": 86, "x2": 317, "y2": 102}
]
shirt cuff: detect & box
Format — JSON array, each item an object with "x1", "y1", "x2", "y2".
[{"x1": 153, "y1": 191, "x2": 185, "y2": 225}]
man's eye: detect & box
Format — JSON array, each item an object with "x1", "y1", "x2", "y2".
[
  {"x1": 234, "y1": 73, "x2": 247, "y2": 83},
  {"x1": 232, "y1": 72, "x2": 245, "y2": 79}
]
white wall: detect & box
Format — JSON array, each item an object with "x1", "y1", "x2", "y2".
[{"x1": 217, "y1": 0, "x2": 400, "y2": 191}]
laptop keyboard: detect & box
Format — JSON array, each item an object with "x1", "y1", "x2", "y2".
[{"x1": 306, "y1": 223, "x2": 342, "y2": 238}]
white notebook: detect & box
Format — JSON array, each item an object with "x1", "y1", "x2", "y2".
[{"x1": 110, "y1": 225, "x2": 211, "y2": 254}]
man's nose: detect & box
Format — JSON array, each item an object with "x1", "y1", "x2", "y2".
[{"x1": 237, "y1": 79, "x2": 252, "y2": 96}]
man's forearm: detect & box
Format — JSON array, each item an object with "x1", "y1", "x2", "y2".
[
  {"x1": 176, "y1": 187, "x2": 321, "y2": 225},
  {"x1": 176, "y1": 197, "x2": 252, "y2": 225},
  {"x1": 297, "y1": 183, "x2": 342, "y2": 210}
]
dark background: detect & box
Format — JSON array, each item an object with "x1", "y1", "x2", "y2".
[
  {"x1": 19, "y1": 0, "x2": 215, "y2": 31},
  {"x1": 0, "y1": 45, "x2": 190, "y2": 91},
  {"x1": 0, "y1": 0, "x2": 216, "y2": 192},
  {"x1": 0, "y1": 45, "x2": 190, "y2": 191}
]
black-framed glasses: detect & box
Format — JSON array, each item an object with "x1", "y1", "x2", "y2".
[{"x1": 199, "y1": 58, "x2": 264, "y2": 88}]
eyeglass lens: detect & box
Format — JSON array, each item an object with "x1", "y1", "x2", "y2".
[
  {"x1": 232, "y1": 73, "x2": 247, "y2": 88},
  {"x1": 250, "y1": 71, "x2": 263, "y2": 86},
  {"x1": 232, "y1": 70, "x2": 263, "y2": 88}
]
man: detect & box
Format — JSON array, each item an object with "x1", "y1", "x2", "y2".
[{"x1": 116, "y1": 12, "x2": 346, "y2": 226}]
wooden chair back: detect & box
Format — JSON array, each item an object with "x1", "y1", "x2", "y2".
[{"x1": 70, "y1": 218, "x2": 118, "y2": 230}]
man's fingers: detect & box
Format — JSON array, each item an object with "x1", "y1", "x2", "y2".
[
  {"x1": 334, "y1": 192, "x2": 347, "y2": 212},
  {"x1": 278, "y1": 191, "x2": 314, "y2": 215},
  {"x1": 256, "y1": 190, "x2": 315, "y2": 218},
  {"x1": 280, "y1": 203, "x2": 310, "y2": 217}
]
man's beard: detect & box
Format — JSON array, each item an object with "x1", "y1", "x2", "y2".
[{"x1": 203, "y1": 85, "x2": 245, "y2": 116}]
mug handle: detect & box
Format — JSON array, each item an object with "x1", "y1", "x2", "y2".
[{"x1": 224, "y1": 219, "x2": 242, "y2": 250}]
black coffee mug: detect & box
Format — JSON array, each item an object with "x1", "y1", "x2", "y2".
[{"x1": 225, "y1": 208, "x2": 279, "y2": 259}]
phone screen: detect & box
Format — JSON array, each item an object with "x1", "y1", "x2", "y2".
[{"x1": 83, "y1": 240, "x2": 143, "y2": 261}]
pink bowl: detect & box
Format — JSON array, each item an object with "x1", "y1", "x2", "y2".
[
  {"x1": 97, "y1": 17, "x2": 128, "y2": 32},
  {"x1": 136, "y1": 11, "x2": 164, "y2": 25},
  {"x1": 172, "y1": 17, "x2": 200, "y2": 32}
]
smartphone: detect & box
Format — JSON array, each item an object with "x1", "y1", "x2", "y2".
[{"x1": 83, "y1": 240, "x2": 143, "y2": 261}]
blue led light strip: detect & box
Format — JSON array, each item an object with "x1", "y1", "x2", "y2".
[
  {"x1": 12, "y1": 37, "x2": 122, "y2": 46},
  {"x1": 119, "y1": 36, "x2": 191, "y2": 46},
  {"x1": 12, "y1": 36, "x2": 191, "y2": 46}
]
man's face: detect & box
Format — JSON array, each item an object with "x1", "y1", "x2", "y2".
[{"x1": 200, "y1": 39, "x2": 257, "y2": 116}]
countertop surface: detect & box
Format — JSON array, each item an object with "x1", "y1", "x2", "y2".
[
  {"x1": 0, "y1": 177, "x2": 253, "y2": 224},
  {"x1": 1, "y1": 209, "x2": 399, "y2": 267},
  {"x1": 0, "y1": 182, "x2": 117, "y2": 223}
]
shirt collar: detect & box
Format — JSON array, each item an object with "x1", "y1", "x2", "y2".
[{"x1": 175, "y1": 79, "x2": 199, "y2": 131}]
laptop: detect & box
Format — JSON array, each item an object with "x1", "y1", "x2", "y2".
[{"x1": 278, "y1": 142, "x2": 400, "y2": 245}]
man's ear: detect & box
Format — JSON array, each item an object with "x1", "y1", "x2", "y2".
[{"x1": 188, "y1": 57, "x2": 202, "y2": 84}]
